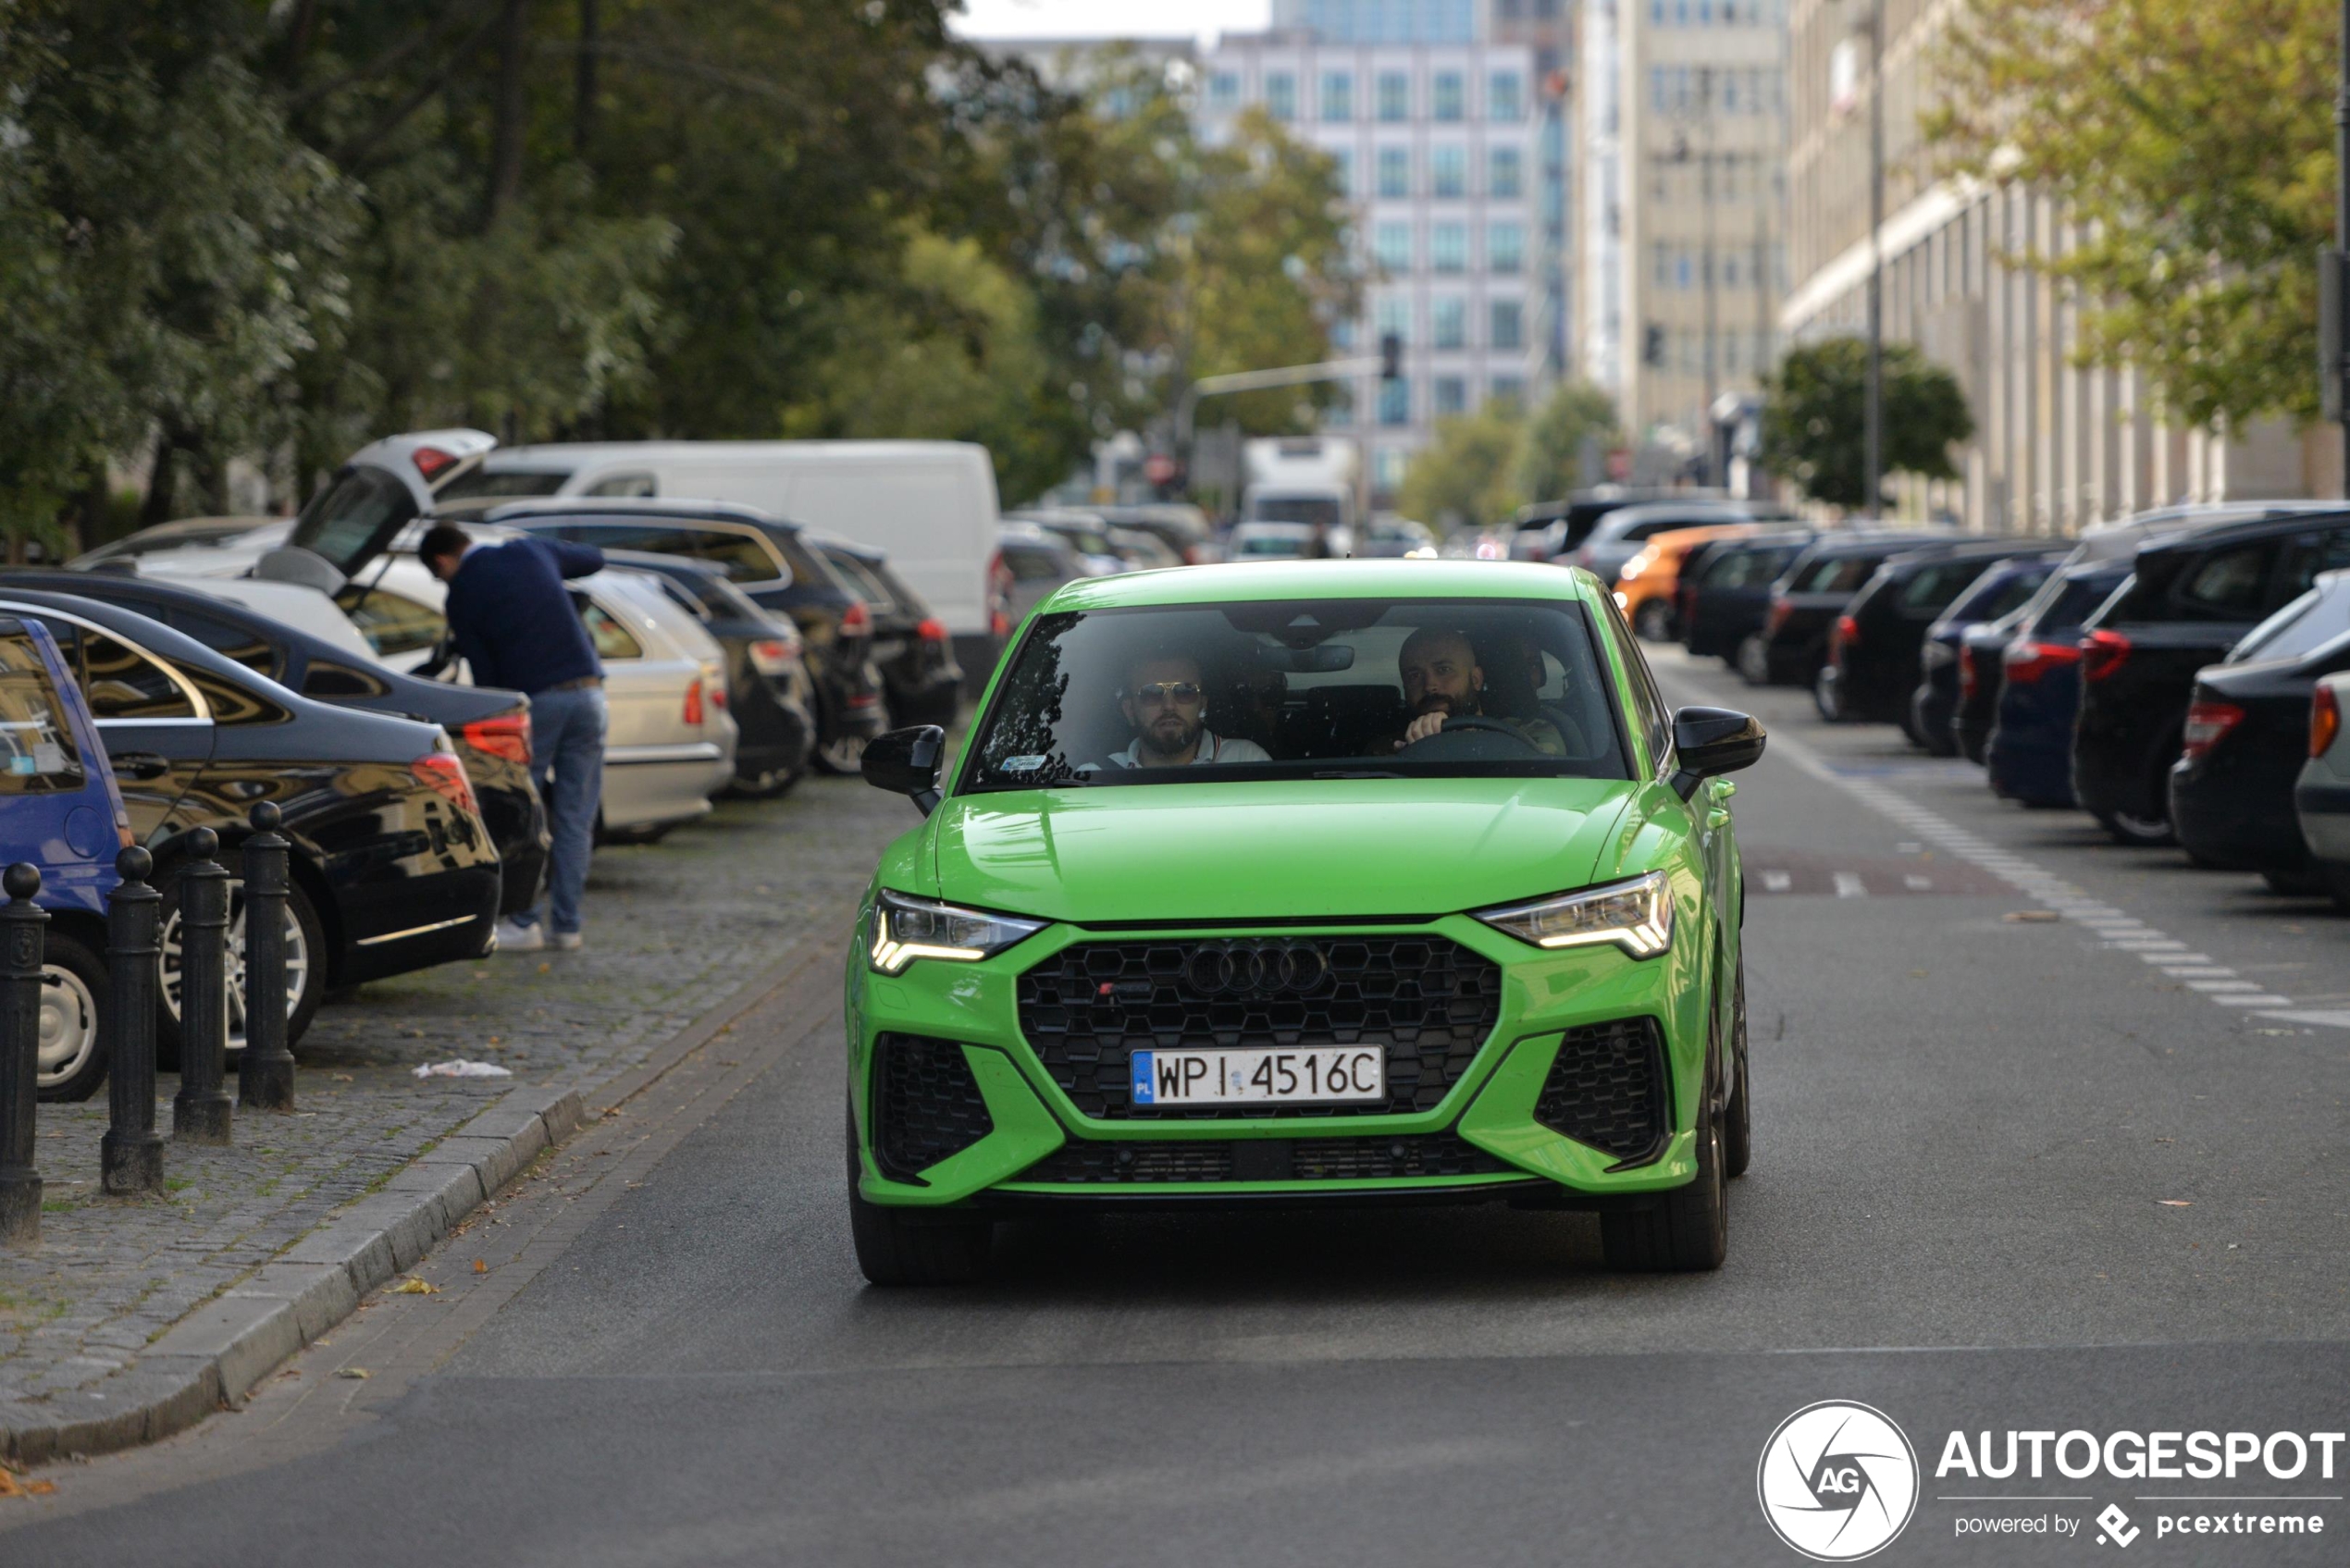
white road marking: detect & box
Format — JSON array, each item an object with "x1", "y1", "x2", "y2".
[
  {"x1": 1903, "y1": 875, "x2": 1933, "y2": 891},
  {"x1": 1834, "y1": 871, "x2": 1867, "y2": 898},
  {"x1": 1762, "y1": 870, "x2": 1792, "y2": 893}
]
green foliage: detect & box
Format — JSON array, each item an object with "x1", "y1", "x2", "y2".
[
  {"x1": 1398, "y1": 401, "x2": 1528, "y2": 533},
  {"x1": 1511, "y1": 381, "x2": 1621, "y2": 504},
  {"x1": 1929, "y1": 0, "x2": 2333, "y2": 428},
  {"x1": 1760, "y1": 337, "x2": 1974, "y2": 510}
]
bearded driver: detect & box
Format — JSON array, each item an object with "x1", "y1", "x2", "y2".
[
  {"x1": 1107, "y1": 654, "x2": 1272, "y2": 768},
  {"x1": 1396, "y1": 627, "x2": 1566, "y2": 754}
]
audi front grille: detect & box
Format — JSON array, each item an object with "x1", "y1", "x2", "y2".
[{"x1": 1014, "y1": 936, "x2": 1503, "y2": 1119}]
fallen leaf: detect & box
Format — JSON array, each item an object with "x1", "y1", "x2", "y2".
[
  {"x1": 2004, "y1": 910, "x2": 2059, "y2": 922},
  {"x1": 0, "y1": 1469, "x2": 18, "y2": 1499},
  {"x1": 335, "y1": 1367, "x2": 370, "y2": 1379},
  {"x1": 330, "y1": 1073, "x2": 354, "y2": 1082},
  {"x1": 2158, "y1": 1199, "x2": 2193, "y2": 1207},
  {"x1": 389, "y1": 1277, "x2": 439, "y2": 1295},
  {"x1": 1909, "y1": 969, "x2": 1927, "y2": 979},
  {"x1": 25, "y1": 1481, "x2": 54, "y2": 1496},
  {"x1": 473, "y1": 1259, "x2": 488, "y2": 1274},
  {"x1": 537, "y1": 962, "x2": 550, "y2": 975}
]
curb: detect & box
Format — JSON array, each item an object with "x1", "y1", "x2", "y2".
[{"x1": 0, "y1": 1084, "x2": 585, "y2": 1466}]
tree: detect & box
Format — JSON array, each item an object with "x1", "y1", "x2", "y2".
[
  {"x1": 1511, "y1": 380, "x2": 1620, "y2": 504},
  {"x1": 1928, "y1": 0, "x2": 2332, "y2": 429},
  {"x1": 1398, "y1": 402, "x2": 1527, "y2": 532},
  {"x1": 1761, "y1": 338, "x2": 1974, "y2": 509}
]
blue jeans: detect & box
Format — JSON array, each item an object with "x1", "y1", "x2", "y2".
[{"x1": 521, "y1": 685, "x2": 606, "y2": 935}]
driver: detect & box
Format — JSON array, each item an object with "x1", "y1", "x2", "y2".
[
  {"x1": 1106, "y1": 653, "x2": 1272, "y2": 768},
  {"x1": 1395, "y1": 628, "x2": 1566, "y2": 754}
]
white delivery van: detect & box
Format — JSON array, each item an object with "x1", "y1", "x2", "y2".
[{"x1": 435, "y1": 441, "x2": 1003, "y2": 677}]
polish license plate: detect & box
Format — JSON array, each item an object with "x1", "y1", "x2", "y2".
[{"x1": 1129, "y1": 1046, "x2": 1386, "y2": 1107}]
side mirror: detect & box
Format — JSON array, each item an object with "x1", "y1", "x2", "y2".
[
  {"x1": 861, "y1": 725, "x2": 946, "y2": 816},
  {"x1": 1669, "y1": 707, "x2": 1766, "y2": 799}
]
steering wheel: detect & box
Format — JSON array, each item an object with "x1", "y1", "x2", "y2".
[{"x1": 1398, "y1": 714, "x2": 1544, "y2": 759}]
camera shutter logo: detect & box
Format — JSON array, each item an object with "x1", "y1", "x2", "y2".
[{"x1": 1756, "y1": 1401, "x2": 1920, "y2": 1561}]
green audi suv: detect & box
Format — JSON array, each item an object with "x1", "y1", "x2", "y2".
[{"x1": 847, "y1": 560, "x2": 1764, "y2": 1281}]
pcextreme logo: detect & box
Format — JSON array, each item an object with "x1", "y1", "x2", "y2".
[{"x1": 1758, "y1": 1401, "x2": 1923, "y2": 1562}]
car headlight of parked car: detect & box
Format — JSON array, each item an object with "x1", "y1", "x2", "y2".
[
  {"x1": 868, "y1": 889, "x2": 1046, "y2": 974},
  {"x1": 1473, "y1": 870, "x2": 1674, "y2": 958}
]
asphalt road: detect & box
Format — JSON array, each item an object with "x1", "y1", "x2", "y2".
[{"x1": 6, "y1": 645, "x2": 2347, "y2": 1565}]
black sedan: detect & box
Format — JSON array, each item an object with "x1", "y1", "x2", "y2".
[
  {"x1": 1742, "y1": 531, "x2": 1960, "y2": 687},
  {"x1": 808, "y1": 536, "x2": 962, "y2": 730},
  {"x1": 1678, "y1": 530, "x2": 1814, "y2": 661},
  {"x1": 1907, "y1": 554, "x2": 2062, "y2": 754},
  {"x1": 0, "y1": 586, "x2": 501, "y2": 1059},
  {"x1": 1816, "y1": 540, "x2": 2056, "y2": 725},
  {"x1": 600, "y1": 549, "x2": 817, "y2": 796},
  {"x1": 0, "y1": 568, "x2": 548, "y2": 917}
]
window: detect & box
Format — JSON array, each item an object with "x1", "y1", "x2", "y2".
[
  {"x1": 1374, "y1": 448, "x2": 1409, "y2": 490},
  {"x1": 1320, "y1": 70, "x2": 1354, "y2": 120},
  {"x1": 0, "y1": 633, "x2": 86, "y2": 793},
  {"x1": 1491, "y1": 374, "x2": 1528, "y2": 407},
  {"x1": 1324, "y1": 385, "x2": 1354, "y2": 427},
  {"x1": 1379, "y1": 377, "x2": 1412, "y2": 426},
  {"x1": 302, "y1": 661, "x2": 391, "y2": 699},
  {"x1": 1490, "y1": 299, "x2": 1525, "y2": 350},
  {"x1": 1430, "y1": 221, "x2": 1466, "y2": 273},
  {"x1": 1210, "y1": 71, "x2": 1241, "y2": 108},
  {"x1": 1378, "y1": 71, "x2": 1409, "y2": 121},
  {"x1": 1433, "y1": 296, "x2": 1467, "y2": 349},
  {"x1": 160, "y1": 608, "x2": 277, "y2": 677},
  {"x1": 1649, "y1": 68, "x2": 1666, "y2": 112},
  {"x1": 1376, "y1": 295, "x2": 1411, "y2": 343},
  {"x1": 1597, "y1": 592, "x2": 1674, "y2": 770},
  {"x1": 2172, "y1": 543, "x2": 2274, "y2": 618},
  {"x1": 334, "y1": 586, "x2": 446, "y2": 658},
  {"x1": 80, "y1": 632, "x2": 196, "y2": 721},
  {"x1": 1431, "y1": 145, "x2": 1466, "y2": 198},
  {"x1": 1330, "y1": 148, "x2": 1355, "y2": 197},
  {"x1": 1488, "y1": 221, "x2": 1524, "y2": 274},
  {"x1": 1676, "y1": 250, "x2": 1693, "y2": 290},
  {"x1": 1433, "y1": 376, "x2": 1467, "y2": 415},
  {"x1": 574, "y1": 596, "x2": 645, "y2": 661},
  {"x1": 1265, "y1": 71, "x2": 1296, "y2": 121},
  {"x1": 583, "y1": 472, "x2": 655, "y2": 498},
  {"x1": 1374, "y1": 222, "x2": 1413, "y2": 272},
  {"x1": 1489, "y1": 70, "x2": 1524, "y2": 121},
  {"x1": 1432, "y1": 71, "x2": 1465, "y2": 121},
  {"x1": 1489, "y1": 146, "x2": 1524, "y2": 198},
  {"x1": 1378, "y1": 146, "x2": 1410, "y2": 197}
]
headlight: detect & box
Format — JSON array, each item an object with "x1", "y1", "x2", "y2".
[
  {"x1": 867, "y1": 889, "x2": 1045, "y2": 974},
  {"x1": 1473, "y1": 870, "x2": 1674, "y2": 958}
]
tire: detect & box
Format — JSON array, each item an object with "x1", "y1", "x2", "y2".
[
  {"x1": 156, "y1": 870, "x2": 325, "y2": 1070},
  {"x1": 1812, "y1": 668, "x2": 1843, "y2": 722},
  {"x1": 1633, "y1": 600, "x2": 1676, "y2": 642},
  {"x1": 1723, "y1": 960, "x2": 1751, "y2": 1180},
  {"x1": 1736, "y1": 636, "x2": 1772, "y2": 686},
  {"x1": 846, "y1": 1107, "x2": 991, "y2": 1286},
  {"x1": 2322, "y1": 861, "x2": 2350, "y2": 914},
  {"x1": 34, "y1": 930, "x2": 106, "y2": 1103},
  {"x1": 2260, "y1": 867, "x2": 2327, "y2": 896},
  {"x1": 812, "y1": 703, "x2": 885, "y2": 776},
  {"x1": 1601, "y1": 1034, "x2": 1729, "y2": 1273},
  {"x1": 2095, "y1": 808, "x2": 2174, "y2": 848},
  {"x1": 726, "y1": 765, "x2": 802, "y2": 801}
]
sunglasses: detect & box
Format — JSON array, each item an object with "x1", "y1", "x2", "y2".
[{"x1": 1129, "y1": 682, "x2": 1203, "y2": 706}]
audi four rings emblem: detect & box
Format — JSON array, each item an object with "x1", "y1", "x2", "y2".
[{"x1": 1184, "y1": 939, "x2": 1330, "y2": 996}]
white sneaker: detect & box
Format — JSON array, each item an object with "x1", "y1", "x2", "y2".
[
  {"x1": 551, "y1": 931, "x2": 584, "y2": 952},
  {"x1": 495, "y1": 919, "x2": 547, "y2": 953}
]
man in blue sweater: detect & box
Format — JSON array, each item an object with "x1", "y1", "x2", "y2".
[{"x1": 420, "y1": 524, "x2": 606, "y2": 953}]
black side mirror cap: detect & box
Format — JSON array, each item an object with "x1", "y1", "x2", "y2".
[
  {"x1": 1668, "y1": 706, "x2": 1766, "y2": 799},
  {"x1": 861, "y1": 725, "x2": 946, "y2": 815}
]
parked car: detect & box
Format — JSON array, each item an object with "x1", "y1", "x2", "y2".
[
  {"x1": 0, "y1": 586, "x2": 501, "y2": 1060},
  {"x1": 74, "y1": 515, "x2": 282, "y2": 572},
  {"x1": 1226, "y1": 520, "x2": 1322, "y2": 561},
  {"x1": 1511, "y1": 487, "x2": 1729, "y2": 566},
  {"x1": 1573, "y1": 501, "x2": 1786, "y2": 586},
  {"x1": 995, "y1": 524, "x2": 1085, "y2": 630},
  {"x1": 1678, "y1": 530, "x2": 1814, "y2": 661},
  {"x1": 1106, "y1": 525, "x2": 1184, "y2": 571},
  {"x1": 1816, "y1": 540, "x2": 2054, "y2": 725},
  {"x1": 1, "y1": 616, "x2": 130, "y2": 1100},
  {"x1": 2294, "y1": 671, "x2": 2350, "y2": 907},
  {"x1": 2072, "y1": 510, "x2": 2350, "y2": 845},
  {"x1": 1359, "y1": 515, "x2": 1439, "y2": 558},
  {"x1": 565, "y1": 569, "x2": 740, "y2": 841},
  {"x1": 1614, "y1": 524, "x2": 1764, "y2": 641},
  {"x1": 2169, "y1": 574, "x2": 2350, "y2": 889},
  {"x1": 599, "y1": 550, "x2": 816, "y2": 796},
  {"x1": 1982, "y1": 562, "x2": 2132, "y2": 800},
  {"x1": 1907, "y1": 554, "x2": 2063, "y2": 755},
  {"x1": 808, "y1": 536, "x2": 964, "y2": 730},
  {"x1": 480, "y1": 500, "x2": 887, "y2": 775},
  {"x1": 1741, "y1": 531, "x2": 1960, "y2": 687},
  {"x1": 1006, "y1": 511, "x2": 1125, "y2": 575},
  {"x1": 0, "y1": 568, "x2": 550, "y2": 918},
  {"x1": 1093, "y1": 503, "x2": 1217, "y2": 564}
]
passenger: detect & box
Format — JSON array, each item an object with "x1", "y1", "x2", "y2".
[
  {"x1": 1395, "y1": 627, "x2": 1566, "y2": 754},
  {"x1": 1107, "y1": 653, "x2": 1272, "y2": 768}
]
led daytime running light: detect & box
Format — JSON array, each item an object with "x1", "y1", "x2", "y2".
[
  {"x1": 867, "y1": 890, "x2": 1045, "y2": 974},
  {"x1": 1474, "y1": 870, "x2": 1675, "y2": 959}
]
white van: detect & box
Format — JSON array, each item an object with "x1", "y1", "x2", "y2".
[{"x1": 435, "y1": 441, "x2": 1002, "y2": 673}]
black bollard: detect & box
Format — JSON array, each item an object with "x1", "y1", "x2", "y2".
[
  {"x1": 1, "y1": 863, "x2": 45, "y2": 1247},
  {"x1": 101, "y1": 846, "x2": 164, "y2": 1197},
  {"x1": 171, "y1": 828, "x2": 232, "y2": 1145},
  {"x1": 238, "y1": 803, "x2": 295, "y2": 1112}
]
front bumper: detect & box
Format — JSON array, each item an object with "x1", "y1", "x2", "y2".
[{"x1": 847, "y1": 915, "x2": 1710, "y2": 1209}]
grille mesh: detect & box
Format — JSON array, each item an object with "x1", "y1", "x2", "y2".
[
  {"x1": 1015, "y1": 935, "x2": 1503, "y2": 1119},
  {"x1": 1533, "y1": 1018, "x2": 1669, "y2": 1160},
  {"x1": 1014, "y1": 1130, "x2": 1515, "y2": 1185},
  {"x1": 872, "y1": 1033, "x2": 995, "y2": 1179}
]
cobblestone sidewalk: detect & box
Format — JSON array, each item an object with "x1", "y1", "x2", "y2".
[{"x1": 1, "y1": 773, "x2": 911, "y2": 1415}]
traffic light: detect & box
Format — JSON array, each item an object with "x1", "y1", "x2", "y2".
[
  {"x1": 1379, "y1": 332, "x2": 1402, "y2": 381},
  {"x1": 1642, "y1": 324, "x2": 1665, "y2": 367}
]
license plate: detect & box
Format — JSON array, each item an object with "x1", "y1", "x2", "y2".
[{"x1": 1129, "y1": 1046, "x2": 1386, "y2": 1106}]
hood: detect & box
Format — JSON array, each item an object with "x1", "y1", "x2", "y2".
[{"x1": 929, "y1": 777, "x2": 1639, "y2": 923}]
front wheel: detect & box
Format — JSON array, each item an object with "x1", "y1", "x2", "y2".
[
  {"x1": 157, "y1": 870, "x2": 325, "y2": 1069},
  {"x1": 1737, "y1": 636, "x2": 1772, "y2": 687},
  {"x1": 846, "y1": 1109, "x2": 991, "y2": 1285},
  {"x1": 812, "y1": 697, "x2": 888, "y2": 777},
  {"x1": 1633, "y1": 600, "x2": 1676, "y2": 641},
  {"x1": 2095, "y1": 808, "x2": 2174, "y2": 848}
]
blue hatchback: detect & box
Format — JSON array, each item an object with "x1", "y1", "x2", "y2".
[
  {"x1": 1986, "y1": 563, "x2": 2133, "y2": 809},
  {"x1": 0, "y1": 615, "x2": 130, "y2": 1099}
]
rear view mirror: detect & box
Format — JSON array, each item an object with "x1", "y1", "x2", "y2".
[
  {"x1": 862, "y1": 725, "x2": 946, "y2": 815},
  {"x1": 1255, "y1": 643, "x2": 1354, "y2": 673},
  {"x1": 1669, "y1": 707, "x2": 1766, "y2": 799}
]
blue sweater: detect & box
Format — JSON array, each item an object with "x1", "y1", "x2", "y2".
[{"x1": 443, "y1": 537, "x2": 606, "y2": 695}]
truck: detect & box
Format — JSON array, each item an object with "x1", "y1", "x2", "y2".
[{"x1": 1242, "y1": 438, "x2": 1360, "y2": 557}]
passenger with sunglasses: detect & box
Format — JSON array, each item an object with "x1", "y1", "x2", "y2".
[{"x1": 1106, "y1": 653, "x2": 1271, "y2": 769}]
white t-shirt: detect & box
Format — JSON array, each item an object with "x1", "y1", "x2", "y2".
[{"x1": 1105, "y1": 729, "x2": 1272, "y2": 769}]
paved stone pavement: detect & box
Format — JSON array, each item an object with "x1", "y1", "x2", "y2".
[{"x1": 1, "y1": 772, "x2": 912, "y2": 1416}]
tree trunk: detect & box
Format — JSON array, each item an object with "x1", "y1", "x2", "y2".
[
  {"x1": 139, "y1": 429, "x2": 187, "y2": 529},
  {"x1": 484, "y1": 0, "x2": 531, "y2": 228}
]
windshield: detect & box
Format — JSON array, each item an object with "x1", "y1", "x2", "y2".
[
  {"x1": 1253, "y1": 496, "x2": 1342, "y2": 530},
  {"x1": 436, "y1": 469, "x2": 570, "y2": 500},
  {"x1": 964, "y1": 598, "x2": 1629, "y2": 790},
  {"x1": 1234, "y1": 527, "x2": 1314, "y2": 558}
]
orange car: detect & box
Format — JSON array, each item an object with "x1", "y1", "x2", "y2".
[{"x1": 1613, "y1": 523, "x2": 1765, "y2": 640}]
